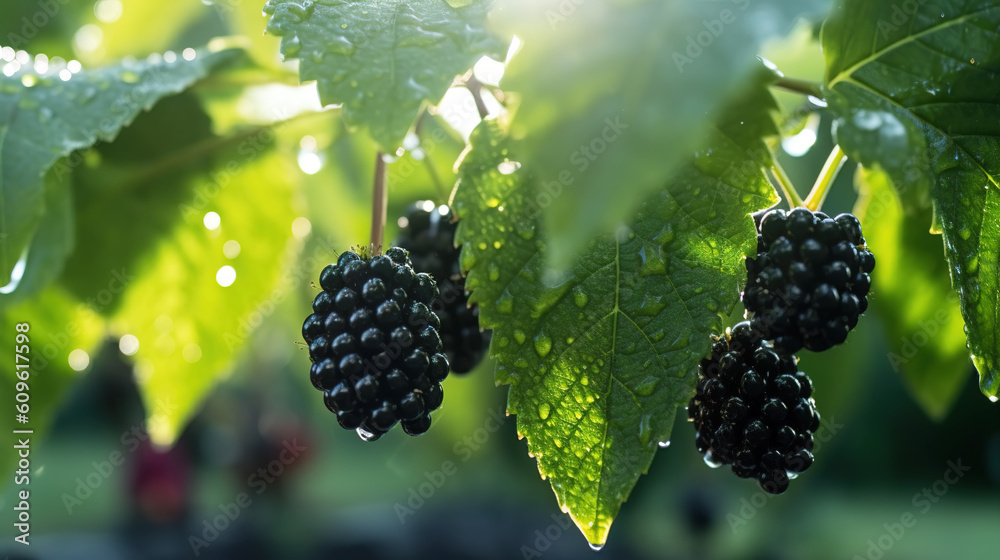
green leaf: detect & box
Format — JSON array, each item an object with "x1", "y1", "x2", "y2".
[
  {"x1": 0, "y1": 286, "x2": 106, "y2": 478},
  {"x1": 855, "y1": 166, "x2": 970, "y2": 419},
  {"x1": 452, "y1": 92, "x2": 778, "y2": 545},
  {"x1": 62, "y1": 94, "x2": 299, "y2": 446},
  {"x1": 0, "y1": 44, "x2": 241, "y2": 287},
  {"x1": 822, "y1": 0, "x2": 1000, "y2": 400},
  {"x1": 264, "y1": 0, "x2": 503, "y2": 151},
  {"x1": 495, "y1": 0, "x2": 829, "y2": 268},
  {"x1": 0, "y1": 169, "x2": 74, "y2": 306}
]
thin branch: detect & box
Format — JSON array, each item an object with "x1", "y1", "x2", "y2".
[
  {"x1": 805, "y1": 145, "x2": 848, "y2": 212},
  {"x1": 770, "y1": 160, "x2": 806, "y2": 208},
  {"x1": 371, "y1": 153, "x2": 388, "y2": 251},
  {"x1": 465, "y1": 75, "x2": 490, "y2": 120},
  {"x1": 773, "y1": 77, "x2": 824, "y2": 100}
]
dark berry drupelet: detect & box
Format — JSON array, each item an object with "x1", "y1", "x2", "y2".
[
  {"x1": 743, "y1": 208, "x2": 876, "y2": 353},
  {"x1": 395, "y1": 201, "x2": 491, "y2": 374},
  {"x1": 688, "y1": 321, "x2": 821, "y2": 494},
  {"x1": 302, "y1": 248, "x2": 450, "y2": 441}
]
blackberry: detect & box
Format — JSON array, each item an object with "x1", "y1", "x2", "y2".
[
  {"x1": 688, "y1": 321, "x2": 820, "y2": 494},
  {"x1": 302, "y1": 248, "x2": 450, "y2": 441},
  {"x1": 395, "y1": 201, "x2": 491, "y2": 374},
  {"x1": 744, "y1": 208, "x2": 875, "y2": 352}
]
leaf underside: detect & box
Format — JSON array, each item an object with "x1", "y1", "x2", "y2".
[
  {"x1": 496, "y1": 0, "x2": 829, "y2": 268},
  {"x1": 856, "y1": 166, "x2": 971, "y2": 419},
  {"x1": 62, "y1": 94, "x2": 298, "y2": 445},
  {"x1": 264, "y1": 0, "x2": 503, "y2": 151},
  {"x1": 0, "y1": 45, "x2": 239, "y2": 289},
  {"x1": 822, "y1": 0, "x2": 1000, "y2": 399}
]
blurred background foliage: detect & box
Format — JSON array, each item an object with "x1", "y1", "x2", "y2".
[{"x1": 0, "y1": 1, "x2": 997, "y2": 559}]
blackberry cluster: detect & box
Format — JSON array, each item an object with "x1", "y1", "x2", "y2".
[
  {"x1": 688, "y1": 322, "x2": 820, "y2": 494},
  {"x1": 395, "y1": 201, "x2": 491, "y2": 374},
  {"x1": 302, "y1": 248, "x2": 450, "y2": 441},
  {"x1": 743, "y1": 208, "x2": 875, "y2": 353}
]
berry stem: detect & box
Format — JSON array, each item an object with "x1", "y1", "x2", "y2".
[
  {"x1": 773, "y1": 77, "x2": 824, "y2": 99},
  {"x1": 770, "y1": 160, "x2": 806, "y2": 208},
  {"x1": 465, "y1": 75, "x2": 490, "y2": 120},
  {"x1": 804, "y1": 145, "x2": 847, "y2": 212},
  {"x1": 371, "y1": 152, "x2": 388, "y2": 251}
]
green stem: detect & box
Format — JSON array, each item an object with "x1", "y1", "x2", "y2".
[
  {"x1": 770, "y1": 160, "x2": 806, "y2": 208},
  {"x1": 773, "y1": 77, "x2": 824, "y2": 99},
  {"x1": 371, "y1": 152, "x2": 388, "y2": 251},
  {"x1": 805, "y1": 145, "x2": 848, "y2": 212},
  {"x1": 465, "y1": 75, "x2": 490, "y2": 120}
]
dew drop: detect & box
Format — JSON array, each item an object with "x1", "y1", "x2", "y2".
[
  {"x1": 636, "y1": 294, "x2": 666, "y2": 316},
  {"x1": 282, "y1": 35, "x2": 302, "y2": 58},
  {"x1": 538, "y1": 403, "x2": 551, "y2": 420},
  {"x1": 496, "y1": 290, "x2": 514, "y2": 314},
  {"x1": 326, "y1": 35, "x2": 356, "y2": 56},
  {"x1": 514, "y1": 330, "x2": 526, "y2": 344},
  {"x1": 516, "y1": 220, "x2": 536, "y2": 240},
  {"x1": 638, "y1": 414, "x2": 653, "y2": 446},
  {"x1": 966, "y1": 256, "x2": 979, "y2": 273},
  {"x1": 658, "y1": 440, "x2": 671, "y2": 448},
  {"x1": 573, "y1": 286, "x2": 589, "y2": 307},
  {"x1": 459, "y1": 247, "x2": 477, "y2": 270},
  {"x1": 534, "y1": 334, "x2": 552, "y2": 358},
  {"x1": 588, "y1": 542, "x2": 605, "y2": 552},
  {"x1": 329, "y1": 68, "x2": 349, "y2": 83},
  {"x1": 635, "y1": 376, "x2": 659, "y2": 396},
  {"x1": 703, "y1": 452, "x2": 723, "y2": 469},
  {"x1": 654, "y1": 224, "x2": 675, "y2": 246},
  {"x1": 356, "y1": 425, "x2": 383, "y2": 442}
]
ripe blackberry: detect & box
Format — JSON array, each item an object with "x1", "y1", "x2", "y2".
[
  {"x1": 688, "y1": 321, "x2": 820, "y2": 494},
  {"x1": 395, "y1": 201, "x2": 491, "y2": 374},
  {"x1": 302, "y1": 247, "x2": 450, "y2": 441},
  {"x1": 743, "y1": 208, "x2": 876, "y2": 353}
]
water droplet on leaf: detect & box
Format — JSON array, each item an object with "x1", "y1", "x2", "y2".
[
  {"x1": 538, "y1": 403, "x2": 551, "y2": 420},
  {"x1": 534, "y1": 334, "x2": 552, "y2": 357}
]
